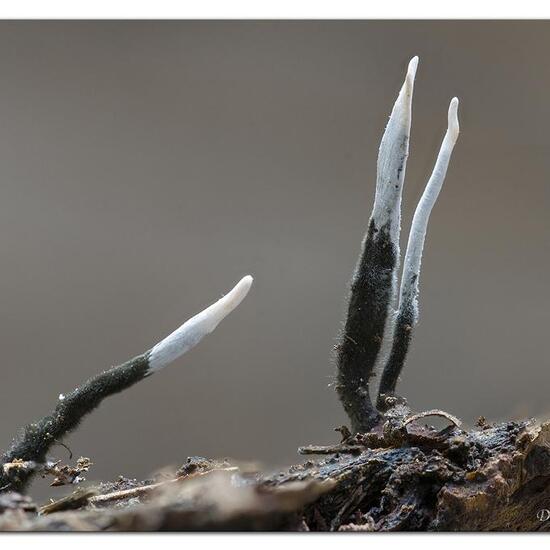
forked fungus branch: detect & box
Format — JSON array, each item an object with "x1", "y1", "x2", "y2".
[{"x1": 336, "y1": 57, "x2": 460, "y2": 430}]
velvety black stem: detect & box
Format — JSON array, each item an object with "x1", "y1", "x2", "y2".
[
  {"x1": 0, "y1": 353, "x2": 150, "y2": 493},
  {"x1": 336, "y1": 220, "x2": 397, "y2": 433},
  {"x1": 376, "y1": 294, "x2": 416, "y2": 411}
]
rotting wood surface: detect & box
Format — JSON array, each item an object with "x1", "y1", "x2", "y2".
[{"x1": 1, "y1": 416, "x2": 549, "y2": 532}]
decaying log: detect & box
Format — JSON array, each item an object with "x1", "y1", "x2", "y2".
[{"x1": 1, "y1": 417, "x2": 549, "y2": 532}]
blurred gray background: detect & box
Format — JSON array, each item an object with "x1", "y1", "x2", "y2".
[{"x1": 0, "y1": 21, "x2": 548, "y2": 500}]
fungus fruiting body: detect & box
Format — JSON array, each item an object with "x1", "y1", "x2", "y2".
[
  {"x1": 336, "y1": 57, "x2": 460, "y2": 429},
  {"x1": 0, "y1": 276, "x2": 252, "y2": 492},
  {"x1": 335, "y1": 57, "x2": 418, "y2": 433},
  {"x1": 377, "y1": 97, "x2": 460, "y2": 409}
]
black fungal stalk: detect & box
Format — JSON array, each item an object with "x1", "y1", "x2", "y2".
[
  {"x1": 0, "y1": 276, "x2": 252, "y2": 493},
  {"x1": 376, "y1": 289, "x2": 415, "y2": 410},
  {"x1": 335, "y1": 59, "x2": 459, "y2": 431},
  {"x1": 0, "y1": 355, "x2": 149, "y2": 492},
  {"x1": 335, "y1": 57, "x2": 417, "y2": 433},
  {"x1": 335, "y1": 221, "x2": 395, "y2": 432}
]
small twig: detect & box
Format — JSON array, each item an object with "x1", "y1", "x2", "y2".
[
  {"x1": 298, "y1": 445, "x2": 365, "y2": 455},
  {"x1": 40, "y1": 488, "x2": 97, "y2": 515},
  {"x1": 89, "y1": 467, "x2": 239, "y2": 506},
  {"x1": 89, "y1": 481, "x2": 175, "y2": 505},
  {"x1": 404, "y1": 409, "x2": 462, "y2": 429}
]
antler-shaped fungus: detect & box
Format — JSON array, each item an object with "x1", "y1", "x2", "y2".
[
  {"x1": 336, "y1": 57, "x2": 460, "y2": 431},
  {"x1": 0, "y1": 275, "x2": 252, "y2": 492}
]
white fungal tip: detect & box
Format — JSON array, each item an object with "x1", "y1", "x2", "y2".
[
  {"x1": 408, "y1": 56, "x2": 419, "y2": 79},
  {"x1": 147, "y1": 275, "x2": 253, "y2": 373},
  {"x1": 225, "y1": 275, "x2": 254, "y2": 310},
  {"x1": 448, "y1": 97, "x2": 460, "y2": 140},
  {"x1": 373, "y1": 56, "x2": 419, "y2": 236},
  {"x1": 398, "y1": 94, "x2": 461, "y2": 310},
  {"x1": 403, "y1": 56, "x2": 419, "y2": 96}
]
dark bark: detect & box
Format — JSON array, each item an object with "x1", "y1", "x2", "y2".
[{"x1": 2, "y1": 415, "x2": 549, "y2": 532}]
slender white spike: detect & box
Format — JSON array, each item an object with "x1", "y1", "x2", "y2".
[
  {"x1": 399, "y1": 97, "x2": 460, "y2": 309},
  {"x1": 147, "y1": 275, "x2": 253, "y2": 372},
  {"x1": 372, "y1": 55, "x2": 418, "y2": 241},
  {"x1": 369, "y1": 56, "x2": 418, "y2": 380}
]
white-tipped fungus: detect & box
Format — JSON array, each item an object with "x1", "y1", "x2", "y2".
[{"x1": 372, "y1": 56, "x2": 418, "y2": 242}]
